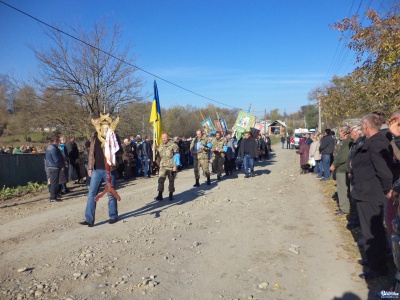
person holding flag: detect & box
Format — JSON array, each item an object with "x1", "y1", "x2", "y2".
[{"x1": 149, "y1": 81, "x2": 180, "y2": 200}]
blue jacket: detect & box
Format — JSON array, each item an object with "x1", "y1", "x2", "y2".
[{"x1": 46, "y1": 144, "x2": 64, "y2": 168}]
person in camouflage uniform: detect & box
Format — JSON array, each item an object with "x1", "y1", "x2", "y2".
[
  {"x1": 154, "y1": 132, "x2": 179, "y2": 201},
  {"x1": 190, "y1": 129, "x2": 211, "y2": 187},
  {"x1": 212, "y1": 131, "x2": 227, "y2": 180}
]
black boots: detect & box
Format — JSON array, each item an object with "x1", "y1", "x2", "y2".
[
  {"x1": 169, "y1": 192, "x2": 174, "y2": 201},
  {"x1": 155, "y1": 191, "x2": 163, "y2": 201},
  {"x1": 207, "y1": 176, "x2": 211, "y2": 185},
  {"x1": 193, "y1": 179, "x2": 200, "y2": 187}
]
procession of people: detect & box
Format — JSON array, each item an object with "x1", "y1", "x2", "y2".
[{"x1": 37, "y1": 108, "x2": 400, "y2": 290}]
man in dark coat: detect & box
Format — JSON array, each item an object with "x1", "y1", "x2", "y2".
[
  {"x1": 238, "y1": 132, "x2": 257, "y2": 178},
  {"x1": 66, "y1": 134, "x2": 83, "y2": 183},
  {"x1": 351, "y1": 114, "x2": 393, "y2": 279},
  {"x1": 45, "y1": 136, "x2": 65, "y2": 202},
  {"x1": 318, "y1": 129, "x2": 335, "y2": 180},
  {"x1": 142, "y1": 136, "x2": 153, "y2": 178}
]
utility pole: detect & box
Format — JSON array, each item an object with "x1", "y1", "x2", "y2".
[
  {"x1": 317, "y1": 90, "x2": 322, "y2": 132},
  {"x1": 263, "y1": 109, "x2": 267, "y2": 135}
]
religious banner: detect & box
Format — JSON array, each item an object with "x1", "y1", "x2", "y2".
[
  {"x1": 220, "y1": 118, "x2": 229, "y2": 136},
  {"x1": 214, "y1": 118, "x2": 228, "y2": 136},
  {"x1": 232, "y1": 110, "x2": 255, "y2": 139},
  {"x1": 201, "y1": 117, "x2": 216, "y2": 136},
  {"x1": 251, "y1": 122, "x2": 264, "y2": 137}
]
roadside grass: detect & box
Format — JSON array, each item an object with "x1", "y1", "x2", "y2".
[
  {"x1": 0, "y1": 181, "x2": 47, "y2": 201},
  {"x1": 0, "y1": 132, "x2": 87, "y2": 149},
  {"x1": 322, "y1": 179, "x2": 395, "y2": 292},
  {"x1": 0, "y1": 132, "x2": 45, "y2": 144}
]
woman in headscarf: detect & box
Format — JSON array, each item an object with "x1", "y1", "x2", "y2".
[{"x1": 296, "y1": 138, "x2": 310, "y2": 174}]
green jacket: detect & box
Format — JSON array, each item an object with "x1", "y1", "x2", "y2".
[
  {"x1": 333, "y1": 137, "x2": 352, "y2": 173},
  {"x1": 157, "y1": 140, "x2": 179, "y2": 169},
  {"x1": 190, "y1": 136, "x2": 210, "y2": 160},
  {"x1": 212, "y1": 137, "x2": 226, "y2": 157}
]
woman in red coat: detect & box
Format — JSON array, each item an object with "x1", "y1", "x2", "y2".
[{"x1": 296, "y1": 138, "x2": 310, "y2": 174}]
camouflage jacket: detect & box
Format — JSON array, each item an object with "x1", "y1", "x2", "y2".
[
  {"x1": 190, "y1": 136, "x2": 210, "y2": 160},
  {"x1": 212, "y1": 137, "x2": 226, "y2": 157},
  {"x1": 157, "y1": 140, "x2": 179, "y2": 169}
]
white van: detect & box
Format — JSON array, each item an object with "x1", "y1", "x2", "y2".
[{"x1": 294, "y1": 128, "x2": 309, "y2": 149}]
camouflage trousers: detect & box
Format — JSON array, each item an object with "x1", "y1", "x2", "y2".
[
  {"x1": 194, "y1": 157, "x2": 210, "y2": 179},
  {"x1": 213, "y1": 155, "x2": 225, "y2": 176},
  {"x1": 158, "y1": 167, "x2": 175, "y2": 193}
]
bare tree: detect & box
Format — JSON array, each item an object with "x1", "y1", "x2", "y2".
[
  {"x1": 0, "y1": 74, "x2": 17, "y2": 133},
  {"x1": 118, "y1": 101, "x2": 154, "y2": 138},
  {"x1": 31, "y1": 18, "x2": 145, "y2": 118},
  {"x1": 9, "y1": 85, "x2": 41, "y2": 140}
]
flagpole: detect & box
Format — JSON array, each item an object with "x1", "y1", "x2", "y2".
[{"x1": 153, "y1": 121, "x2": 156, "y2": 161}]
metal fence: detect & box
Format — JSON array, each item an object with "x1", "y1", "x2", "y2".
[{"x1": 0, "y1": 154, "x2": 47, "y2": 188}]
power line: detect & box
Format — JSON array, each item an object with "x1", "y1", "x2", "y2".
[
  {"x1": 0, "y1": 0, "x2": 241, "y2": 111},
  {"x1": 324, "y1": 0, "x2": 357, "y2": 83},
  {"x1": 323, "y1": 0, "x2": 384, "y2": 83}
]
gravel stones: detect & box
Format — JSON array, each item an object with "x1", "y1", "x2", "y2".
[
  {"x1": 17, "y1": 267, "x2": 28, "y2": 273},
  {"x1": 137, "y1": 275, "x2": 159, "y2": 288},
  {"x1": 288, "y1": 244, "x2": 300, "y2": 255}
]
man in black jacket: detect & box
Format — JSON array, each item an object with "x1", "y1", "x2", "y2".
[
  {"x1": 318, "y1": 129, "x2": 335, "y2": 180},
  {"x1": 238, "y1": 132, "x2": 257, "y2": 178},
  {"x1": 351, "y1": 114, "x2": 393, "y2": 279},
  {"x1": 66, "y1": 134, "x2": 83, "y2": 183},
  {"x1": 142, "y1": 136, "x2": 153, "y2": 178}
]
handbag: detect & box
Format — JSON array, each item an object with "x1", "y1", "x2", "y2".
[{"x1": 308, "y1": 157, "x2": 316, "y2": 167}]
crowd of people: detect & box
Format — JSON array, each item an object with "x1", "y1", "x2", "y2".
[
  {"x1": 295, "y1": 110, "x2": 400, "y2": 284},
  {"x1": 115, "y1": 132, "x2": 275, "y2": 183},
  {"x1": 0, "y1": 144, "x2": 45, "y2": 154},
  {"x1": 72, "y1": 128, "x2": 275, "y2": 227},
  {"x1": 7, "y1": 110, "x2": 400, "y2": 288}
]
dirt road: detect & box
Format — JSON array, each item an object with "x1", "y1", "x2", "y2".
[{"x1": 0, "y1": 146, "x2": 371, "y2": 299}]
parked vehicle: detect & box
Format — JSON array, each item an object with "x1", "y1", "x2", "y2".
[{"x1": 294, "y1": 128, "x2": 309, "y2": 149}]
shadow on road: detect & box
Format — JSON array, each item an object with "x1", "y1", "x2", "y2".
[
  {"x1": 117, "y1": 183, "x2": 214, "y2": 221},
  {"x1": 332, "y1": 292, "x2": 361, "y2": 300}
]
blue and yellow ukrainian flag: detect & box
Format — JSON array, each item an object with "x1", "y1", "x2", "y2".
[{"x1": 149, "y1": 80, "x2": 162, "y2": 146}]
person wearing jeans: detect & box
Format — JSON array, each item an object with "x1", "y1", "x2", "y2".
[
  {"x1": 238, "y1": 131, "x2": 257, "y2": 178},
  {"x1": 142, "y1": 136, "x2": 153, "y2": 178},
  {"x1": 243, "y1": 154, "x2": 254, "y2": 177},
  {"x1": 45, "y1": 135, "x2": 65, "y2": 202},
  {"x1": 318, "y1": 129, "x2": 335, "y2": 180},
  {"x1": 320, "y1": 154, "x2": 331, "y2": 179},
  {"x1": 80, "y1": 130, "x2": 121, "y2": 227},
  {"x1": 84, "y1": 168, "x2": 118, "y2": 225}
]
